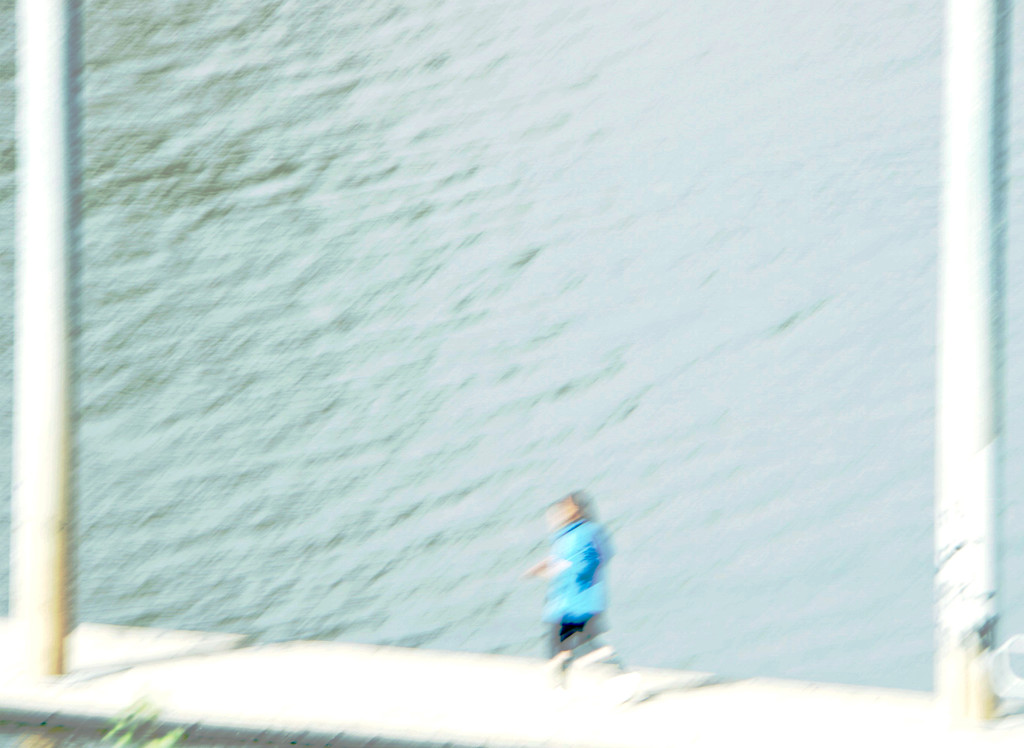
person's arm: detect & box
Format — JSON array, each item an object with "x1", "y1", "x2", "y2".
[
  {"x1": 565, "y1": 530, "x2": 601, "y2": 585},
  {"x1": 575, "y1": 541, "x2": 601, "y2": 585},
  {"x1": 524, "y1": 556, "x2": 570, "y2": 579},
  {"x1": 523, "y1": 558, "x2": 549, "y2": 578}
]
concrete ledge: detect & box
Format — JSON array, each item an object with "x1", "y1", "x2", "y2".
[
  {"x1": 1, "y1": 621, "x2": 1023, "y2": 747},
  {"x1": 0, "y1": 619, "x2": 249, "y2": 683}
]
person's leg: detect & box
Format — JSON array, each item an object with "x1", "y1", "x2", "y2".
[
  {"x1": 571, "y1": 616, "x2": 639, "y2": 703},
  {"x1": 574, "y1": 615, "x2": 629, "y2": 672},
  {"x1": 576, "y1": 643, "x2": 619, "y2": 667},
  {"x1": 547, "y1": 621, "x2": 577, "y2": 688}
]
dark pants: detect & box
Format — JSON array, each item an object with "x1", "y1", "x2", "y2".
[{"x1": 548, "y1": 614, "x2": 606, "y2": 658}]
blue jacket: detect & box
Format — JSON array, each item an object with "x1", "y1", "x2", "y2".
[{"x1": 543, "y1": 520, "x2": 614, "y2": 624}]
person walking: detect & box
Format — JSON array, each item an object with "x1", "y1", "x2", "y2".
[{"x1": 524, "y1": 491, "x2": 639, "y2": 702}]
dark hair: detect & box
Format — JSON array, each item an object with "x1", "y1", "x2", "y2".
[{"x1": 560, "y1": 490, "x2": 597, "y2": 521}]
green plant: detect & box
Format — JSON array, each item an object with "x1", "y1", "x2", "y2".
[{"x1": 104, "y1": 700, "x2": 185, "y2": 748}]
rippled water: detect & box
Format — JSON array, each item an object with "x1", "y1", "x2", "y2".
[{"x1": 1, "y1": 0, "x2": 1024, "y2": 692}]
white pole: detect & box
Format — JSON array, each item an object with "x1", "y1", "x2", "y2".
[
  {"x1": 11, "y1": 0, "x2": 80, "y2": 678},
  {"x1": 936, "y1": 0, "x2": 1011, "y2": 724}
]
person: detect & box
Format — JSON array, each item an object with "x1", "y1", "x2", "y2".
[{"x1": 524, "y1": 491, "x2": 638, "y2": 700}]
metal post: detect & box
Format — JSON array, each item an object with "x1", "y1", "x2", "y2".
[
  {"x1": 11, "y1": 0, "x2": 81, "y2": 678},
  {"x1": 936, "y1": 0, "x2": 1012, "y2": 724}
]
